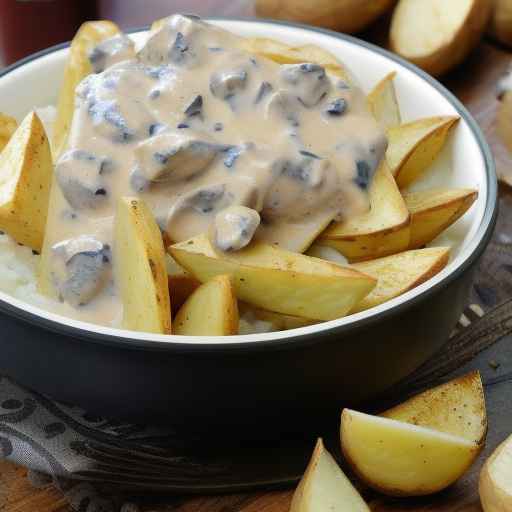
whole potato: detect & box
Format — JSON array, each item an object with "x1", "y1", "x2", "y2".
[
  {"x1": 489, "y1": 0, "x2": 512, "y2": 47},
  {"x1": 255, "y1": 0, "x2": 396, "y2": 34}
]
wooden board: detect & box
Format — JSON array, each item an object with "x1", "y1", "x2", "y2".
[{"x1": 2, "y1": 14, "x2": 512, "y2": 512}]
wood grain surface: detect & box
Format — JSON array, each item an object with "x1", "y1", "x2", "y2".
[{"x1": 2, "y1": 8, "x2": 512, "y2": 512}]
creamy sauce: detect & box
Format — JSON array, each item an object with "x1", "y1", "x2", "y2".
[{"x1": 41, "y1": 15, "x2": 387, "y2": 327}]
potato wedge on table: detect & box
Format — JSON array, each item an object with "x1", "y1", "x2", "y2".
[
  {"x1": 53, "y1": 20, "x2": 120, "y2": 156},
  {"x1": 390, "y1": 0, "x2": 492, "y2": 77},
  {"x1": 382, "y1": 371, "x2": 487, "y2": 446},
  {"x1": 404, "y1": 187, "x2": 478, "y2": 249},
  {"x1": 367, "y1": 71, "x2": 401, "y2": 132},
  {"x1": 386, "y1": 116, "x2": 459, "y2": 189},
  {"x1": 169, "y1": 234, "x2": 376, "y2": 321},
  {"x1": 290, "y1": 438, "x2": 370, "y2": 512},
  {"x1": 255, "y1": 0, "x2": 395, "y2": 34},
  {"x1": 480, "y1": 433, "x2": 512, "y2": 512},
  {"x1": 0, "y1": 113, "x2": 17, "y2": 153},
  {"x1": 239, "y1": 302, "x2": 316, "y2": 331},
  {"x1": 0, "y1": 112, "x2": 52, "y2": 252},
  {"x1": 115, "y1": 197, "x2": 171, "y2": 334},
  {"x1": 174, "y1": 275, "x2": 239, "y2": 336},
  {"x1": 341, "y1": 409, "x2": 480, "y2": 496},
  {"x1": 241, "y1": 38, "x2": 351, "y2": 81},
  {"x1": 351, "y1": 247, "x2": 450, "y2": 313},
  {"x1": 320, "y1": 161, "x2": 410, "y2": 262}
]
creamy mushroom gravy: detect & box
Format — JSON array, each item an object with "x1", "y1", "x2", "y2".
[{"x1": 41, "y1": 14, "x2": 387, "y2": 327}]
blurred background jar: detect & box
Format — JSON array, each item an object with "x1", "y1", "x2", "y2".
[{"x1": 0, "y1": 0, "x2": 96, "y2": 65}]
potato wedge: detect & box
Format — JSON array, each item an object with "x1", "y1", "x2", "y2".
[
  {"x1": 489, "y1": 0, "x2": 512, "y2": 47},
  {"x1": 367, "y1": 72, "x2": 401, "y2": 132},
  {"x1": 386, "y1": 116, "x2": 459, "y2": 189},
  {"x1": 320, "y1": 162, "x2": 410, "y2": 262},
  {"x1": 53, "y1": 20, "x2": 120, "y2": 156},
  {"x1": 255, "y1": 0, "x2": 395, "y2": 34},
  {"x1": 479, "y1": 433, "x2": 512, "y2": 512},
  {"x1": 168, "y1": 274, "x2": 200, "y2": 316},
  {"x1": 169, "y1": 234, "x2": 376, "y2": 321},
  {"x1": 291, "y1": 438, "x2": 370, "y2": 512},
  {"x1": 382, "y1": 371, "x2": 487, "y2": 446},
  {"x1": 390, "y1": 0, "x2": 492, "y2": 77},
  {"x1": 351, "y1": 247, "x2": 450, "y2": 312},
  {"x1": 241, "y1": 38, "x2": 351, "y2": 81},
  {"x1": 174, "y1": 275, "x2": 238, "y2": 336},
  {"x1": 0, "y1": 112, "x2": 52, "y2": 252},
  {"x1": 341, "y1": 408, "x2": 480, "y2": 496},
  {"x1": 404, "y1": 187, "x2": 478, "y2": 249},
  {"x1": 238, "y1": 302, "x2": 316, "y2": 331},
  {"x1": 0, "y1": 113, "x2": 17, "y2": 153},
  {"x1": 114, "y1": 197, "x2": 171, "y2": 334}
]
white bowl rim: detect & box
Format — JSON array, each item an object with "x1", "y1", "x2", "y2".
[{"x1": 0, "y1": 17, "x2": 497, "y2": 352}]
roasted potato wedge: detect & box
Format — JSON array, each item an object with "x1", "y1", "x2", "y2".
[
  {"x1": 341, "y1": 408, "x2": 480, "y2": 496},
  {"x1": 0, "y1": 112, "x2": 52, "y2": 252},
  {"x1": 241, "y1": 38, "x2": 351, "y2": 81},
  {"x1": 169, "y1": 234, "x2": 376, "y2": 321},
  {"x1": 382, "y1": 371, "x2": 487, "y2": 446},
  {"x1": 255, "y1": 0, "x2": 395, "y2": 34},
  {"x1": 290, "y1": 438, "x2": 370, "y2": 512},
  {"x1": 238, "y1": 302, "x2": 316, "y2": 331},
  {"x1": 390, "y1": 0, "x2": 492, "y2": 77},
  {"x1": 115, "y1": 197, "x2": 171, "y2": 334},
  {"x1": 0, "y1": 112, "x2": 17, "y2": 153},
  {"x1": 174, "y1": 275, "x2": 238, "y2": 336},
  {"x1": 480, "y1": 433, "x2": 512, "y2": 512},
  {"x1": 386, "y1": 116, "x2": 459, "y2": 189},
  {"x1": 367, "y1": 72, "x2": 401, "y2": 132},
  {"x1": 351, "y1": 247, "x2": 450, "y2": 312},
  {"x1": 320, "y1": 162, "x2": 410, "y2": 262},
  {"x1": 168, "y1": 274, "x2": 200, "y2": 316},
  {"x1": 53, "y1": 20, "x2": 120, "y2": 156},
  {"x1": 489, "y1": 0, "x2": 512, "y2": 47},
  {"x1": 404, "y1": 187, "x2": 478, "y2": 249}
]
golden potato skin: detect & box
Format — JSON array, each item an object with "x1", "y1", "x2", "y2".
[
  {"x1": 115, "y1": 197, "x2": 171, "y2": 335},
  {"x1": 256, "y1": 0, "x2": 396, "y2": 34},
  {"x1": 0, "y1": 112, "x2": 52, "y2": 252},
  {"x1": 0, "y1": 113, "x2": 17, "y2": 153}
]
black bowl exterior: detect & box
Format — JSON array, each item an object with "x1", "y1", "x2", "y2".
[
  {"x1": 0, "y1": 20, "x2": 498, "y2": 437},
  {"x1": 0, "y1": 260, "x2": 477, "y2": 436}
]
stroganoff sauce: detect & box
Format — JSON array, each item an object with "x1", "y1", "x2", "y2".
[{"x1": 40, "y1": 15, "x2": 387, "y2": 326}]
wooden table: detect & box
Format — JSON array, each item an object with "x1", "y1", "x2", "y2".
[{"x1": 2, "y1": 7, "x2": 512, "y2": 512}]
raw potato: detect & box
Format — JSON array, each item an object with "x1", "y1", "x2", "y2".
[
  {"x1": 238, "y1": 302, "x2": 316, "y2": 331},
  {"x1": 241, "y1": 38, "x2": 351, "y2": 81},
  {"x1": 53, "y1": 20, "x2": 120, "y2": 156},
  {"x1": 489, "y1": 0, "x2": 512, "y2": 47},
  {"x1": 382, "y1": 371, "x2": 487, "y2": 446},
  {"x1": 320, "y1": 162, "x2": 411, "y2": 262},
  {"x1": 390, "y1": 0, "x2": 492, "y2": 77},
  {"x1": 0, "y1": 112, "x2": 52, "y2": 251},
  {"x1": 0, "y1": 113, "x2": 17, "y2": 153},
  {"x1": 290, "y1": 438, "x2": 370, "y2": 512},
  {"x1": 479, "y1": 433, "x2": 512, "y2": 512},
  {"x1": 174, "y1": 275, "x2": 239, "y2": 336},
  {"x1": 351, "y1": 247, "x2": 450, "y2": 312},
  {"x1": 115, "y1": 197, "x2": 171, "y2": 334},
  {"x1": 404, "y1": 188, "x2": 478, "y2": 249},
  {"x1": 386, "y1": 116, "x2": 459, "y2": 189},
  {"x1": 367, "y1": 72, "x2": 402, "y2": 132},
  {"x1": 341, "y1": 408, "x2": 480, "y2": 496},
  {"x1": 255, "y1": 0, "x2": 396, "y2": 34},
  {"x1": 169, "y1": 234, "x2": 376, "y2": 321}
]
